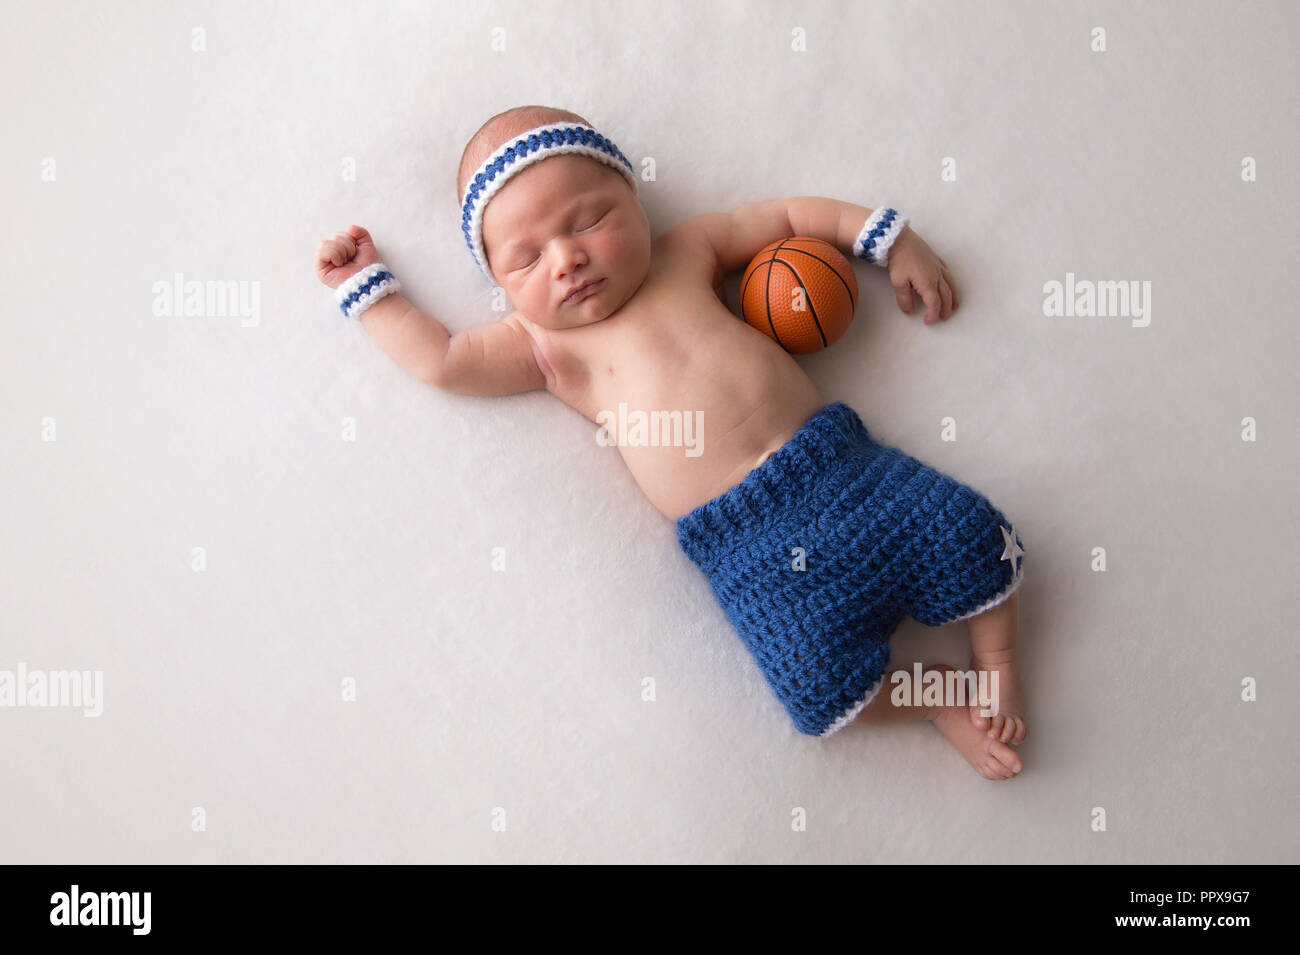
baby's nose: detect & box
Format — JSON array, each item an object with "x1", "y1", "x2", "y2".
[{"x1": 551, "y1": 245, "x2": 588, "y2": 277}]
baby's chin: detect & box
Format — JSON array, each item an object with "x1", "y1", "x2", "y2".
[{"x1": 531, "y1": 291, "x2": 622, "y2": 329}]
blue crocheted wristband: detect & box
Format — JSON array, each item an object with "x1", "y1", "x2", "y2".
[
  {"x1": 336, "y1": 263, "x2": 401, "y2": 320},
  {"x1": 853, "y1": 207, "x2": 909, "y2": 267}
]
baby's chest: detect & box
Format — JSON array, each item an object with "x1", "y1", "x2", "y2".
[{"x1": 554, "y1": 284, "x2": 733, "y2": 397}]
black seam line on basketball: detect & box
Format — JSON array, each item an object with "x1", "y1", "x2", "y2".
[
  {"x1": 739, "y1": 240, "x2": 791, "y2": 305},
  {"x1": 739, "y1": 255, "x2": 768, "y2": 321},
  {"x1": 760, "y1": 238, "x2": 804, "y2": 347},
  {"x1": 739, "y1": 247, "x2": 783, "y2": 341},
  {"x1": 762, "y1": 242, "x2": 785, "y2": 348},
  {"x1": 740, "y1": 278, "x2": 788, "y2": 345},
  {"x1": 768, "y1": 246, "x2": 857, "y2": 312},
  {"x1": 770, "y1": 257, "x2": 827, "y2": 347}
]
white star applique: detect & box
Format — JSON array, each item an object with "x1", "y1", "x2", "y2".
[{"x1": 999, "y1": 525, "x2": 1024, "y2": 576}]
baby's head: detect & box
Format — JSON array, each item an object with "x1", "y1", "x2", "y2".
[{"x1": 457, "y1": 106, "x2": 650, "y2": 329}]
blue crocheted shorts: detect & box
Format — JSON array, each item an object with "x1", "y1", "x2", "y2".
[{"x1": 676, "y1": 402, "x2": 1026, "y2": 738}]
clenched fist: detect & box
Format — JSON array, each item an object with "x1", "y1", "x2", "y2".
[{"x1": 314, "y1": 224, "x2": 382, "y2": 290}]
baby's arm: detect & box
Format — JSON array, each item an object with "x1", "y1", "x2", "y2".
[
  {"x1": 698, "y1": 197, "x2": 959, "y2": 324},
  {"x1": 790, "y1": 197, "x2": 958, "y2": 323},
  {"x1": 315, "y1": 226, "x2": 546, "y2": 396}
]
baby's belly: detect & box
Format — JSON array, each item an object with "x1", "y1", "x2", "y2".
[{"x1": 587, "y1": 347, "x2": 826, "y2": 522}]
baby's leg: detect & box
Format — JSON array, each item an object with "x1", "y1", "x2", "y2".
[
  {"x1": 965, "y1": 591, "x2": 1027, "y2": 744},
  {"x1": 852, "y1": 664, "x2": 1024, "y2": 779},
  {"x1": 849, "y1": 672, "x2": 932, "y2": 726}
]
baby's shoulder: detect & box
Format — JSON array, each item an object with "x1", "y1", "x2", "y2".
[
  {"x1": 654, "y1": 214, "x2": 715, "y2": 253},
  {"x1": 652, "y1": 215, "x2": 723, "y2": 283}
]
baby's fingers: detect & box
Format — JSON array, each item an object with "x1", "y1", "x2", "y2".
[
  {"x1": 314, "y1": 239, "x2": 338, "y2": 278},
  {"x1": 918, "y1": 278, "x2": 942, "y2": 325},
  {"x1": 314, "y1": 233, "x2": 356, "y2": 285},
  {"x1": 320, "y1": 239, "x2": 348, "y2": 267},
  {"x1": 941, "y1": 264, "x2": 959, "y2": 310},
  {"x1": 892, "y1": 277, "x2": 915, "y2": 314},
  {"x1": 345, "y1": 224, "x2": 372, "y2": 245},
  {"x1": 327, "y1": 230, "x2": 358, "y2": 264},
  {"x1": 936, "y1": 273, "x2": 952, "y2": 321}
]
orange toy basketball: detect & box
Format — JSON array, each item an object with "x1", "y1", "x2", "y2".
[{"x1": 740, "y1": 237, "x2": 858, "y2": 354}]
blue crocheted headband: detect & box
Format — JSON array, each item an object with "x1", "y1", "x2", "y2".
[{"x1": 460, "y1": 123, "x2": 638, "y2": 283}]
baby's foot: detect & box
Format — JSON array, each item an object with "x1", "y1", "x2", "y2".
[
  {"x1": 967, "y1": 655, "x2": 1027, "y2": 745},
  {"x1": 927, "y1": 665, "x2": 1024, "y2": 780}
]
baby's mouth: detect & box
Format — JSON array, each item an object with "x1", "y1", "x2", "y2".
[{"x1": 564, "y1": 278, "x2": 605, "y2": 304}]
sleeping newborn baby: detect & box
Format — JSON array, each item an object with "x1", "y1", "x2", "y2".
[{"x1": 313, "y1": 105, "x2": 1030, "y2": 780}]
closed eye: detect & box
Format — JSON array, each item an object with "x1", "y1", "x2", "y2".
[{"x1": 510, "y1": 210, "x2": 609, "y2": 271}]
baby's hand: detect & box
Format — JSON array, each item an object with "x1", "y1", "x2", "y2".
[
  {"x1": 887, "y1": 227, "x2": 959, "y2": 325},
  {"x1": 314, "y1": 224, "x2": 382, "y2": 290}
]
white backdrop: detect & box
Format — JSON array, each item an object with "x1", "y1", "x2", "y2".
[{"x1": 2, "y1": 0, "x2": 1296, "y2": 863}]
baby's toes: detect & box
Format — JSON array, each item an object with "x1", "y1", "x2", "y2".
[
  {"x1": 989, "y1": 741, "x2": 1023, "y2": 778},
  {"x1": 997, "y1": 715, "x2": 1025, "y2": 745},
  {"x1": 994, "y1": 716, "x2": 1019, "y2": 744},
  {"x1": 969, "y1": 705, "x2": 990, "y2": 730},
  {"x1": 1009, "y1": 717, "x2": 1027, "y2": 745},
  {"x1": 985, "y1": 713, "x2": 1006, "y2": 739},
  {"x1": 980, "y1": 753, "x2": 1013, "y2": 780}
]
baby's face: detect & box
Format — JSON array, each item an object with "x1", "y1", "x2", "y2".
[{"x1": 481, "y1": 154, "x2": 650, "y2": 329}]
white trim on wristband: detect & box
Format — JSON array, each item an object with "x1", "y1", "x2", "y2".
[
  {"x1": 853, "y1": 207, "x2": 909, "y2": 267},
  {"x1": 336, "y1": 263, "x2": 401, "y2": 320}
]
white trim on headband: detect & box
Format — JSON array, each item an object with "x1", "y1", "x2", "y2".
[{"x1": 459, "y1": 123, "x2": 638, "y2": 283}]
